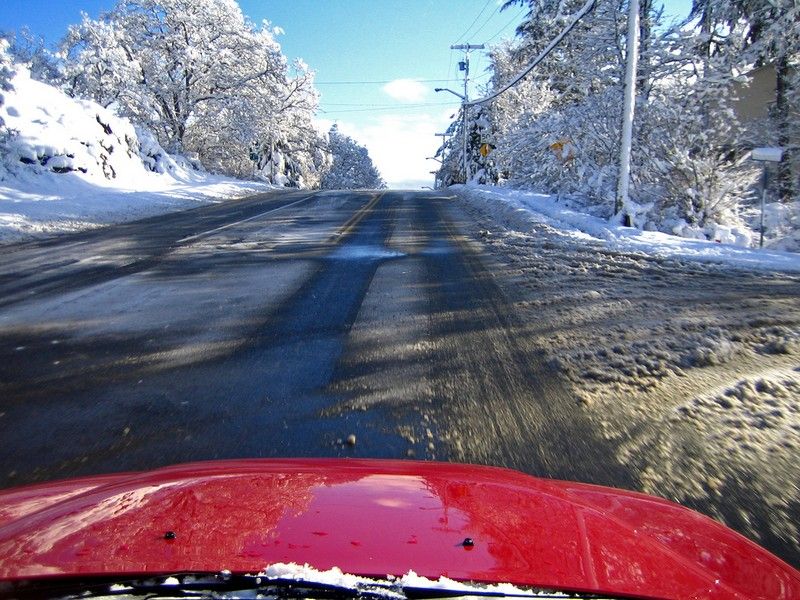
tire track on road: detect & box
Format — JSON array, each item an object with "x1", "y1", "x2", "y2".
[
  {"x1": 0, "y1": 191, "x2": 315, "y2": 308},
  {"x1": 427, "y1": 199, "x2": 637, "y2": 487}
]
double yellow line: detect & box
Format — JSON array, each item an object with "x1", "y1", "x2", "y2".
[{"x1": 329, "y1": 191, "x2": 385, "y2": 243}]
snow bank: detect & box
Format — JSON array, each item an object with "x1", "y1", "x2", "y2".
[
  {"x1": 447, "y1": 189, "x2": 800, "y2": 560},
  {"x1": 622, "y1": 369, "x2": 800, "y2": 549},
  {"x1": 0, "y1": 58, "x2": 271, "y2": 244},
  {"x1": 757, "y1": 200, "x2": 800, "y2": 253},
  {"x1": 675, "y1": 374, "x2": 800, "y2": 468},
  {"x1": 455, "y1": 184, "x2": 800, "y2": 273}
]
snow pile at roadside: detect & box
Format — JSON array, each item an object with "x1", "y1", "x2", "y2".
[
  {"x1": 0, "y1": 62, "x2": 188, "y2": 182},
  {"x1": 674, "y1": 374, "x2": 800, "y2": 469},
  {"x1": 551, "y1": 314, "x2": 798, "y2": 408},
  {"x1": 0, "y1": 57, "x2": 270, "y2": 244},
  {"x1": 620, "y1": 370, "x2": 800, "y2": 547},
  {"x1": 449, "y1": 193, "x2": 800, "y2": 561},
  {"x1": 754, "y1": 200, "x2": 800, "y2": 253},
  {"x1": 455, "y1": 184, "x2": 800, "y2": 272}
]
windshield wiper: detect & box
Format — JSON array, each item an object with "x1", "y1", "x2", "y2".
[{"x1": 3, "y1": 572, "x2": 620, "y2": 600}]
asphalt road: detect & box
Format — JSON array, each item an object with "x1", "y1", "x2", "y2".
[{"x1": 0, "y1": 190, "x2": 626, "y2": 491}]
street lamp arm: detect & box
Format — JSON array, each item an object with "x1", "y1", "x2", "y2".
[{"x1": 434, "y1": 88, "x2": 466, "y2": 101}]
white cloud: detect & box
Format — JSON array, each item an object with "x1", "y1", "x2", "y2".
[
  {"x1": 325, "y1": 109, "x2": 451, "y2": 189},
  {"x1": 381, "y1": 79, "x2": 429, "y2": 103}
]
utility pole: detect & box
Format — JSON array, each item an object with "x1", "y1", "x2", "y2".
[
  {"x1": 269, "y1": 137, "x2": 276, "y2": 183},
  {"x1": 615, "y1": 0, "x2": 640, "y2": 219},
  {"x1": 450, "y1": 43, "x2": 483, "y2": 183},
  {"x1": 751, "y1": 147, "x2": 785, "y2": 248},
  {"x1": 433, "y1": 133, "x2": 450, "y2": 188},
  {"x1": 434, "y1": 132, "x2": 450, "y2": 152},
  {"x1": 427, "y1": 155, "x2": 443, "y2": 189}
]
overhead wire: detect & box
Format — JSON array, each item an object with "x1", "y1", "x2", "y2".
[
  {"x1": 323, "y1": 101, "x2": 448, "y2": 107},
  {"x1": 315, "y1": 5, "x2": 525, "y2": 124},
  {"x1": 467, "y1": 0, "x2": 597, "y2": 106},
  {"x1": 452, "y1": 0, "x2": 495, "y2": 44},
  {"x1": 315, "y1": 78, "x2": 455, "y2": 85},
  {"x1": 319, "y1": 102, "x2": 457, "y2": 115},
  {"x1": 445, "y1": 48, "x2": 454, "y2": 84},
  {"x1": 468, "y1": 3, "x2": 502, "y2": 41},
  {"x1": 483, "y1": 7, "x2": 526, "y2": 44},
  {"x1": 449, "y1": 0, "x2": 500, "y2": 100}
]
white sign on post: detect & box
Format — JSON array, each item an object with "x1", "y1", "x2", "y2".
[
  {"x1": 751, "y1": 147, "x2": 784, "y2": 163},
  {"x1": 750, "y1": 147, "x2": 784, "y2": 249}
]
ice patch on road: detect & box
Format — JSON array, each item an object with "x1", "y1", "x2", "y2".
[
  {"x1": 328, "y1": 244, "x2": 404, "y2": 261},
  {"x1": 173, "y1": 193, "x2": 380, "y2": 256}
]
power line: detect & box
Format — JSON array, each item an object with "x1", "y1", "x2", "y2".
[
  {"x1": 453, "y1": 0, "x2": 494, "y2": 45},
  {"x1": 445, "y1": 48, "x2": 454, "y2": 84},
  {"x1": 322, "y1": 102, "x2": 426, "y2": 106},
  {"x1": 468, "y1": 0, "x2": 597, "y2": 106},
  {"x1": 483, "y1": 7, "x2": 526, "y2": 44},
  {"x1": 319, "y1": 102, "x2": 456, "y2": 115},
  {"x1": 315, "y1": 78, "x2": 453, "y2": 85},
  {"x1": 468, "y1": 3, "x2": 502, "y2": 41},
  {"x1": 322, "y1": 101, "x2": 454, "y2": 107}
]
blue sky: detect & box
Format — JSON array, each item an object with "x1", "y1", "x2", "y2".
[{"x1": 0, "y1": 0, "x2": 693, "y2": 188}]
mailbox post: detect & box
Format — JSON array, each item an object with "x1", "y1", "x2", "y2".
[{"x1": 751, "y1": 147, "x2": 784, "y2": 248}]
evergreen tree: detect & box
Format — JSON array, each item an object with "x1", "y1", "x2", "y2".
[
  {"x1": 435, "y1": 104, "x2": 498, "y2": 186},
  {"x1": 320, "y1": 125, "x2": 385, "y2": 190}
]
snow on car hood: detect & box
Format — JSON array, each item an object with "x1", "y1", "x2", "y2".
[{"x1": 0, "y1": 459, "x2": 797, "y2": 599}]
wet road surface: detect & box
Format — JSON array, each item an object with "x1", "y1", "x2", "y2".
[
  {"x1": 0, "y1": 190, "x2": 624, "y2": 492},
  {"x1": 3, "y1": 189, "x2": 799, "y2": 569}
]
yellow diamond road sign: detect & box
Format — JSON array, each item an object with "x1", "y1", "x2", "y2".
[{"x1": 480, "y1": 143, "x2": 491, "y2": 157}]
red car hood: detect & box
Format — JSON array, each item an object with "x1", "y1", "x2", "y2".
[{"x1": 0, "y1": 459, "x2": 797, "y2": 599}]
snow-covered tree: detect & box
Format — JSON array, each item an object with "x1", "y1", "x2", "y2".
[
  {"x1": 0, "y1": 38, "x2": 14, "y2": 100},
  {"x1": 435, "y1": 104, "x2": 498, "y2": 186},
  {"x1": 686, "y1": 0, "x2": 800, "y2": 202},
  {"x1": 3, "y1": 28, "x2": 60, "y2": 83},
  {"x1": 641, "y1": 78, "x2": 755, "y2": 231},
  {"x1": 320, "y1": 125, "x2": 385, "y2": 190},
  {"x1": 467, "y1": 0, "x2": 796, "y2": 238},
  {"x1": 476, "y1": 0, "x2": 629, "y2": 207},
  {"x1": 58, "y1": 0, "x2": 328, "y2": 187},
  {"x1": 0, "y1": 37, "x2": 16, "y2": 149}
]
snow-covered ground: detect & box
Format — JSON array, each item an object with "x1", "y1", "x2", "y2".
[
  {"x1": 0, "y1": 57, "x2": 271, "y2": 245},
  {"x1": 0, "y1": 174, "x2": 271, "y2": 245},
  {"x1": 456, "y1": 184, "x2": 800, "y2": 270},
  {"x1": 452, "y1": 184, "x2": 800, "y2": 563}
]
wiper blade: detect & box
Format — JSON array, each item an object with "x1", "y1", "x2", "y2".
[
  {"x1": 41, "y1": 574, "x2": 403, "y2": 599},
  {"x1": 402, "y1": 588, "x2": 568, "y2": 599},
  {"x1": 6, "y1": 572, "x2": 619, "y2": 599}
]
